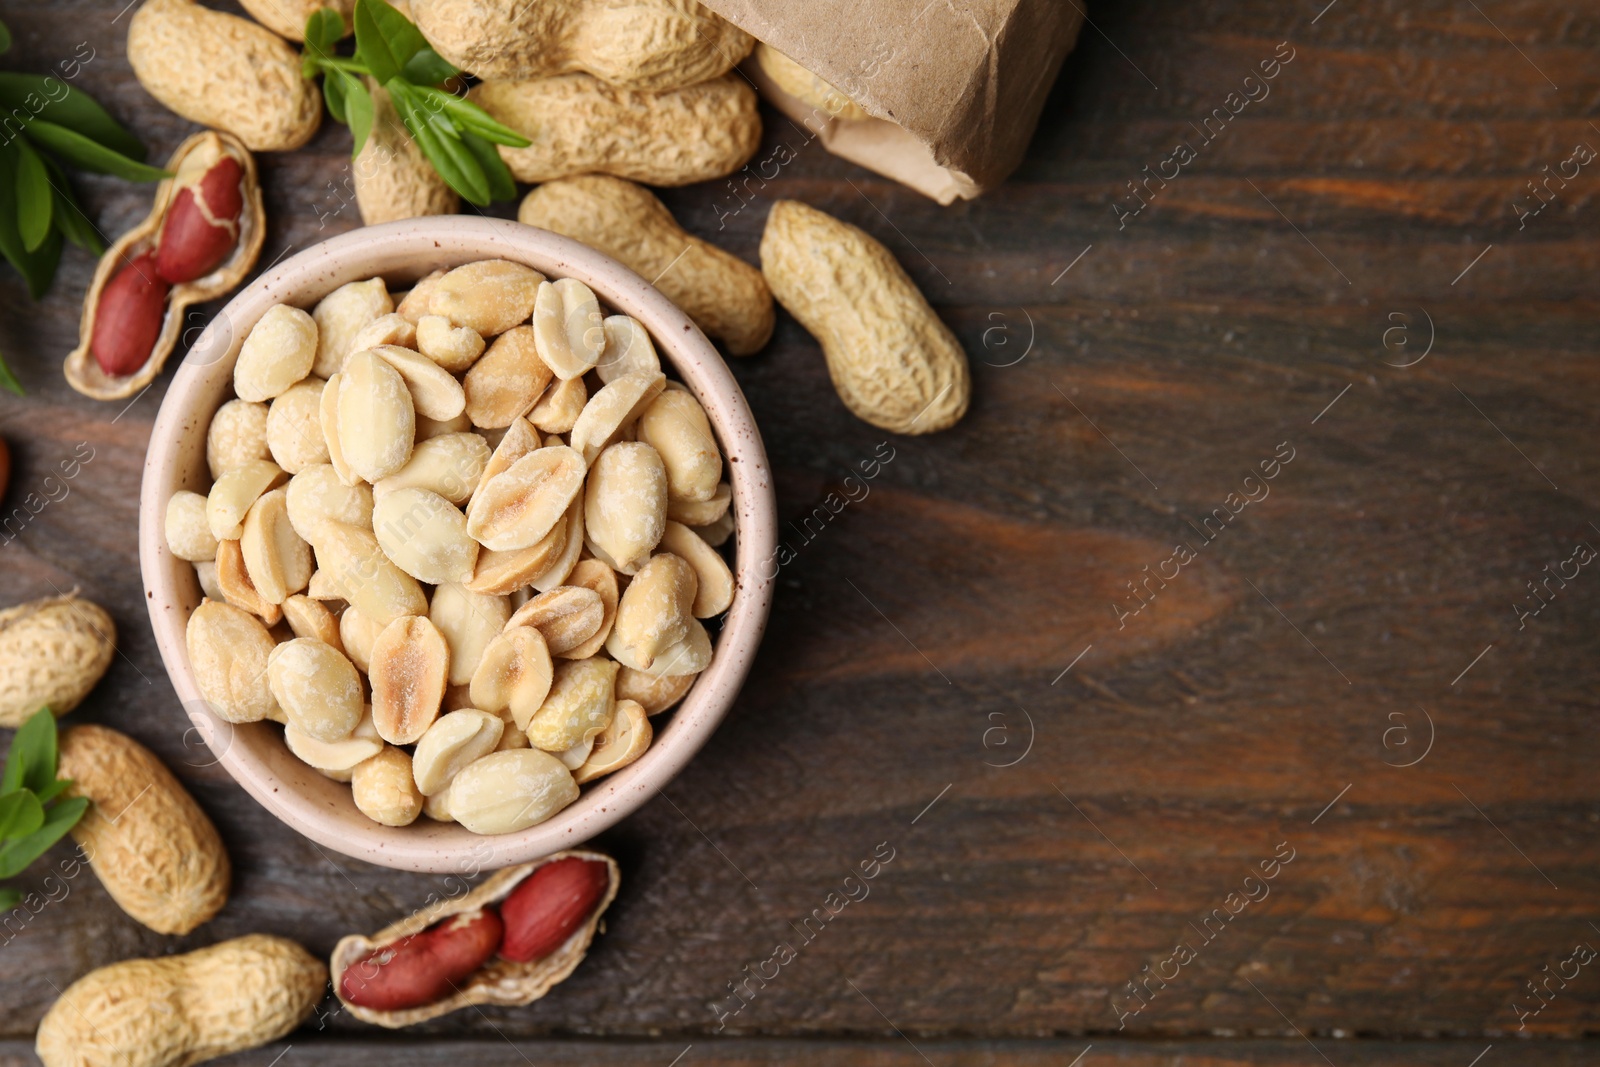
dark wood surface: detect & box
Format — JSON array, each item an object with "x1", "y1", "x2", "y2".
[{"x1": 3, "y1": 0, "x2": 1600, "y2": 1062}]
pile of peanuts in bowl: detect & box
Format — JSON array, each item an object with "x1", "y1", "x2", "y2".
[{"x1": 164, "y1": 258, "x2": 735, "y2": 835}]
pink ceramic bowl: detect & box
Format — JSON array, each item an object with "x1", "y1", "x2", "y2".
[{"x1": 139, "y1": 217, "x2": 776, "y2": 873}]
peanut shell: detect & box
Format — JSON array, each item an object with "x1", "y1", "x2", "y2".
[
  {"x1": 128, "y1": 0, "x2": 322, "y2": 151},
  {"x1": 472, "y1": 73, "x2": 760, "y2": 186},
  {"x1": 760, "y1": 199, "x2": 970, "y2": 434},
  {"x1": 329, "y1": 850, "x2": 617, "y2": 1027},
  {"x1": 519, "y1": 176, "x2": 773, "y2": 354},
  {"x1": 0, "y1": 593, "x2": 116, "y2": 727},
  {"x1": 58, "y1": 724, "x2": 230, "y2": 935}
]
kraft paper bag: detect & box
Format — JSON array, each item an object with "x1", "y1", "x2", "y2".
[{"x1": 705, "y1": 0, "x2": 1083, "y2": 204}]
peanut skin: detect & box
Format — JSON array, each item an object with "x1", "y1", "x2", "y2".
[
  {"x1": 90, "y1": 253, "x2": 169, "y2": 377},
  {"x1": 414, "y1": 0, "x2": 753, "y2": 89},
  {"x1": 760, "y1": 199, "x2": 970, "y2": 435},
  {"x1": 499, "y1": 855, "x2": 611, "y2": 962},
  {"x1": 472, "y1": 73, "x2": 760, "y2": 186},
  {"x1": 128, "y1": 0, "x2": 322, "y2": 152},
  {"x1": 518, "y1": 176, "x2": 773, "y2": 355},
  {"x1": 341, "y1": 908, "x2": 504, "y2": 1011}
]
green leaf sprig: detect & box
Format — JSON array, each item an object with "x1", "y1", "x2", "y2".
[
  {"x1": 0, "y1": 18, "x2": 167, "y2": 305},
  {"x1": 301, "y1": 0, "x2": 529, "y2": 207},
  {"x1": 0, "y1": 708, "x2": 89, "y2": 912}
]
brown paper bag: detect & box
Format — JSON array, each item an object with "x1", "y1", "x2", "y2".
[{"x1": 703, "y1": 0, "x2": 1083, "y2": 204}]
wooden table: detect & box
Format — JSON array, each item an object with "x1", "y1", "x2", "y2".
[{"x1": 3, "y1": 1, "x2": 1598, "y2": 1063}]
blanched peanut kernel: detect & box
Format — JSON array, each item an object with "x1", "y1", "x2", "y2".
[
  {"x1": 166, "y1": 490, "x2": 219, "y2": 562},
  {"x1": 416, "y1": 314, "x2": 485, "y2": 373},
  {"x1": 313, "y1": 278, "x2": 393, "y2": 378},
  {"x1": 463, "y1": 326, "x2": 550, "y2": 429},
  {"x1": 525, "y1": 656, "x2": 618, "y2": 753},
  {"x1": 596, "y1": 314, "x2": 660, "y2": 384},
  {"x1": 369, "y1": 615, "x2": 450, "y2": 745},
  {"x1": 637, "y1": 386, "x2": 720, "y2": 504},
  {"x1": 532, "y1": 277, "x2": 604, "y2": 380},
  {"x1": 412, "y1": 709, "x2": 503, "y2": 795},
  {"x1": 469, "y1": 625, "x2": 553, "y2": 730},
  {"x1": 266, "y1": 638, "x2": 364, "y2": 742},
  {"x1": 584, "y1": 442, "x2": 667, "y2": 572},
  {"x1": 447, "y1": 749, "x2": 577, "y2": 834},
  {"x1": 207, "y1": 459, "x2": 285, "y2": 542},
  {"x1": 430, "y1": 582, "x2": 510, "y2": 687},
  {"x1": 186, "y1": 600, "x2": 278, "y2": 723},
  {"x1": 265, "y1": 378, "x2": 329, "y2": 474},
  {"x1": 236, "y1": 304, "x2": 318, "y2": 402},
  {"x1": 337, "y1": 349, "x2": 416, "y2": 482},
  {"x1": 206, "y1": 399, "x2": 270, "y2": 479},
  {"x1": 374, "y1": 432, "x2": 489, "y2": 505},
  {"x1": 351, "y1": 746, "x2": 424, "y2": 827},
  {"x1": 373, "y1": 487, "x2": 478, "y2": 585}
]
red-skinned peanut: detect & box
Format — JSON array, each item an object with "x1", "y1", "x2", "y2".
[
  {"x1": 90, "y1": 251, "x2": 170, "y2": 377},
  {"x1": 498, "y1": 856, "x2": 610, "y2": 963},
  {"x1": 155, "y1": 155, "x2": 244, "y2": 284},
  {"x1": 340, "y1": 907, "x2": 504, "y2": 1011}
]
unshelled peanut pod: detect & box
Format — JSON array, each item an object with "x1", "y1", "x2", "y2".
[
  {"x1": 58, "y1": 724, "x2": 230, "y2": 935},
  {"x1": 65, "y1": 131, "x2": 264, "y2": 400},
  {"x1": 35, "y1": 935, "x2": 325, "y2": 1067},
  {"x1": 330, "y1": 849, "x2": 619, "y2": 1026},
  {"x1": 414, "y1": 0, "x2": 752, "y2": 88}
]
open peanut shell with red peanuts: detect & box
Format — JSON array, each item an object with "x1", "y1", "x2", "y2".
[
  {"x1": 64, "y1": 129, "x2": 265, "y2": 400},
  {"x1": 330, "y1": 848, "x2": 620, "y2": 1027}
]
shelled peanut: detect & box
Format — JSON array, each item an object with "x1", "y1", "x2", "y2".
[
  {"x1": 333, "y1": 850, "x2": 618, "y2": 1024},
  {"x1": 172, "y1": 259, "x2": 736, "y2": 835},
  {"x1": 64, "y1": 131, "x2": 265, "y2": 401}
]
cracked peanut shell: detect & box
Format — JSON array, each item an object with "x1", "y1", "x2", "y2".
[{"x1": 330, "y1": 849, "x2": 618, "y2": 1027}]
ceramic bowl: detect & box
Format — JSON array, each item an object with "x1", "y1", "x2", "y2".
[{"x1": 139, "y1": 217, "x2": 776, "y2": 873}]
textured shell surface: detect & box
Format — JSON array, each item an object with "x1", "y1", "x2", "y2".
[
  {"x1": 0, "y1": 593, "x2": 115, "y2": 727},
  {"x1": 58, "y1": 725, "x2": 231, "y2": 936}
]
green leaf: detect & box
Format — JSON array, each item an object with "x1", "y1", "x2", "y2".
[
  {"x1": 0, "y1": 888, "x2": 19, "y2": 912},
  {"x1": 0, "y1": 792, "x2": 44, "y2": 841},
  {"x1": 0, "y1": 144, "x2": 61, "y2": 298},
  {"x1": 0, "y1": 795, "x2": 86, "y2": 879},
  {"x1": 32, "y1": 777, "x2": 70, "y2": 805},
  {"x1": 323, "y1": 64, "x2": 350, "y2": 125},
  {"x1": 0, "y1": 351, "x2": 21, "y2": 396},
  {"x1": 3, "y1": 708, "x2": 59, "y2": 797},
  {"x1": 305, "y1": 8, "x2": 345, "y2": 57},
  {"x1": 14, "y1": 139, "x2": 51, "y2": 252},
  {"x1": 413, "y1": 85, "x2": 529, "y2": 147},
  {"x1": 401, "y1": 46, "x2": 458, "y2": 86},
  {"x1": 344, "y1": 73, "x2": 375, "y2": 157},
  {"x1": 45, "y1": 159, "x2": 104, "y2": 256},
  {"x1": 354, "y1": 0, "x2": 428, "y2": 85},
  {"x1": 392, "y1": 83, "x2": 489, "y2": 205},
  {"x1": 0, "y1": 75, "x2": 145, "y2": 161},
  {"x1": 0, "y1": 20, "x2": 12, "y2": 55},
  {"x1": 460, "y1": 129, "x2": 515, "y2": 202},
  {"x1": 25, "y1": 121, "x2": 169, "y2": 182}
]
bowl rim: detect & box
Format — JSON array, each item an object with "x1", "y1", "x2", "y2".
[{"x1": 138, "y1": 216, "x2": 777, "y2": 873}]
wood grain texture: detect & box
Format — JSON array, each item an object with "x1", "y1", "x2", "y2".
[{"x1": 1, "y1": 0, "x2": 1598, "y2": 1056}]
